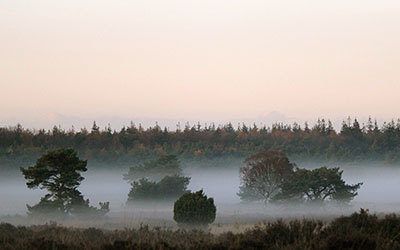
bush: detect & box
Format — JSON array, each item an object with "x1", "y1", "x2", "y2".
[
  {"x1": 127, "y1": 175, "x2": 190, "y2": 202},
  {"x1": 173, "y1": 190, "x2": 216, "y2": 226}
]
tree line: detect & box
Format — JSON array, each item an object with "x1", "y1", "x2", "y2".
[{"x1": 2, "y1": 117, "x2": 400, "y2": 165}]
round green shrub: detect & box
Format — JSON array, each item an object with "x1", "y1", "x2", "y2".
[{"x1": 173, "y1": 190, "x2": 216, "y2": 226}]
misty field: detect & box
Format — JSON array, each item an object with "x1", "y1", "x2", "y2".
[
  {"x1": 1, "y1": 161, "x2": 400, "y2": 223},
  {"x1": 2, "y1": 162, "x2": 400, "y2": 216},
  {"x1": 1, "y1": 152, "x2": 400, "y2": 249}
]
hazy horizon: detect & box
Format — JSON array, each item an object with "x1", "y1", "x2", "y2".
[{"x1": 1, "y1": 0, "x2": 400, "y2": 128}]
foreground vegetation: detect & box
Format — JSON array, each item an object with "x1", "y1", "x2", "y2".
[
  {"x1": 1, "y1": 118, "x2": 400, "y2": 166},
  {"x1": 1, "y1": 209, "x2": 399, "y2": 249}
]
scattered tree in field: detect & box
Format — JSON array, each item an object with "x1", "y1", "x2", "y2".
[
  {"x1": 275, "y1": 167, "x2": 363, "y2": 204},
  {"x1": 238, "y1": 150, "x2": 362, "y2": 205},
  {"x1": 238, "y1": 150, "x2": 295, "y2": 202},
  {"x1": 21, "y1": 148, "x2": 109, "y2": 216},
  {"x1": 174, "y1": 190, "x2": 216, "y2": 226},
  {"x1": 127, "y1": 175, "x2": 190, "y2": 202},
  {"x1": 124, "y1": 154, "x2": 182, "y2": 182}
]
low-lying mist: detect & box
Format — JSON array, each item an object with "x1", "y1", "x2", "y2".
[{"x1": 1, "y1": 161, "x2": 400, "y2": 228}]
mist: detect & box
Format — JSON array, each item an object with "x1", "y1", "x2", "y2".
[{"x1": 1, "y1": 161, "x2": 400, "y2": 229}]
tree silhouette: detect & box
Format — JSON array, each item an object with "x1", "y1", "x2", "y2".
[
  {"x1": 238, "y1": 150, "x2": 294, "y2": 202},
  {"x1": 21, "y1": 148, "x2": 109, "y2": 216},
  {"x1": 275, "y1": 167, "x2": 362, "y2": 204}
]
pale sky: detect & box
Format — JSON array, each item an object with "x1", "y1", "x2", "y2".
[{"x1": 1, "y1": 0, "x2": 400, "y2": 128}]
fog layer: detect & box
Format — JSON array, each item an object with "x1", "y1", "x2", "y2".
[{"x1": 1, "y1": 163, "x2": 400, "y2": 222}]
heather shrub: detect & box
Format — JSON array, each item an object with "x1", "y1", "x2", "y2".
[{"x1": 1, "y1": 210, "x2": 400, "y2": 249}]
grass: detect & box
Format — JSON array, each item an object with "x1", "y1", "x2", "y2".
[{"x1": 1, "y1": 209, "x2": 400, "y2": 249}]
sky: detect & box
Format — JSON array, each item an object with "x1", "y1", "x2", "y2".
[{"x1": 1, "y1": 0, "x2": 400, "y2": 128}]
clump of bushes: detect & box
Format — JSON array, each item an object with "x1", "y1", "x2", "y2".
[
  {"x1": 125, "y1": 154, "x2": 192, "y2": 202},
  {"x1": 1, "y1": 210, "x2": 400, "y2": 249},
  {"x1": 127, "y1": 175, "x2": 190, "y2": 202},
  {"x1": 173, "y1": 190, "x2": 216, "y2": 227}
]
